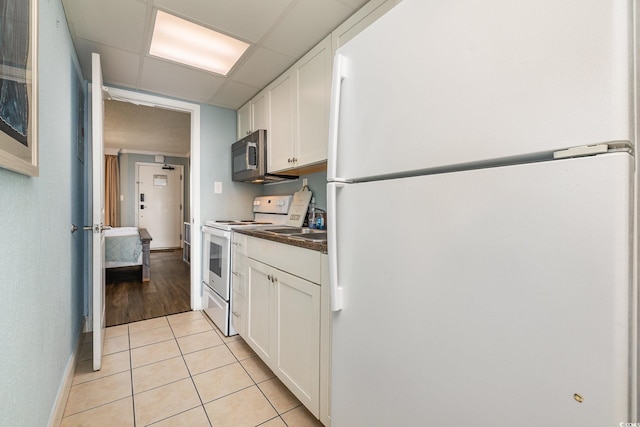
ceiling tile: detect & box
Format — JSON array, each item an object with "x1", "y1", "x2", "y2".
[
  {"x1": 74, "y1": 38, "x2": 141, "y2": 87},
  {"x1": 140, "y1": 57, "x2": 226, "y2": 103},
  {"x1": 210, "y1": 81, "x2": 263, "y2": 110},
  {"x1": 339, "y1": 0, "x2": 370, "y2": 9},
  {"x1": 263, "y1": 0, "x2": 354, "y2": 57},
  {"x1": 152, "y1": 0, "x2": 293, "y2": 43},
  {"x1": 63, "y1": 0, "x2": 148, "y2": 53},
  {"x1": 231, "y1": 47, "x2": 296, "y2": 89}
]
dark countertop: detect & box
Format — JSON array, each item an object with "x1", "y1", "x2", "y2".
[{"x1": 235, "y1": 228, "x2": 328, "y2": 254}]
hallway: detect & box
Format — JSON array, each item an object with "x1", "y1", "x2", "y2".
[
  {"x1": 106, "y1": 249, "x2": 190, "y2": 326},
  {"x1": 60, "y1": 311, "x2": 322, "y2": 426}
]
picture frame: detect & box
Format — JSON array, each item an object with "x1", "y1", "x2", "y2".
[{"x1": 0, "y1": 0, "x2": 38, "y2": 176}]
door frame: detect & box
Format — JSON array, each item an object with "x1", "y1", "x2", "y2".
[
  {"x1": 135, "y1": 162, "x2": 185, "y2": 249},
  {"x1": 106, "y1": 87, "x2": 202, "y2": 310}
]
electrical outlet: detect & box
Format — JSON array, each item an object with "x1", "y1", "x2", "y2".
[
  {"x1": 214, "y1": 181, "x2": 222, "y2": 194},
  {"x1": 303, "y1": 178, "x2": 308, "y2": 187}
]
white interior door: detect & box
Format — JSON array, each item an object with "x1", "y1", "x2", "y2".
[
  {"x1": 90, "y1": 53, "x2": 107, "y2": 371},
  {"x1": 137, "y1": 163, "x2": 183, "y2": 249}
]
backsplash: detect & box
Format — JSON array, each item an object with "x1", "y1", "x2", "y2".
[{"x1": 260, "y1": 170, "x2": 327, "y2": 211}]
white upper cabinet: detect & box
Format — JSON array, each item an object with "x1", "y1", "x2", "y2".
[
  {"x1": 268, "y1": 35, "x2": 331, "y2": 174},
  {"x1": 252, "y1": 89, "x2": 269, "y2": 132},
  {"x1": 237, "y1": 101, "x2": 252, "y2": 139},
  {"x1": 237, "y1": 89, "x2": 270, "y2": 139},
  {"x1": 294, "y1": 36, "x2": 332, "y2": 169},
  {"x1": 267, "y1": 69, "x2": 296, "y2": 173}
]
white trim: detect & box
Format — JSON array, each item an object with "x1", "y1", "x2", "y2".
[
  {"x1": 106, "y1": 86, "x2": 202, "y2": 311},
  {"x1": 117, "y1": 148, "x2": 190, "y2": 158},
  {"x1": 47, "y1": 323, "x2": 85, "y2": 427}
]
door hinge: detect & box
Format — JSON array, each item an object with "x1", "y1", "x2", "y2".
[{"x1": 553, "y1": 141, "x2": 632, "y2": 160}]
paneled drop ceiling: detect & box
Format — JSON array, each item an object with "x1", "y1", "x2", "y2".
[{"x1": 62, "y1": 0, "x2": 370, "y2": 110}]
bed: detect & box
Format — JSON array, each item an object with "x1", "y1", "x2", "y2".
[{"x1": 104, "y1": 227, "x2": 153, "y2": 281}]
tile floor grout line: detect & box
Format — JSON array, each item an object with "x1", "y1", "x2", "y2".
[
  {"x1": 176, "y1": 313, "x2": 215, "y2": 427},
  {"x1": 127, "y1": 324, "x2": 138, "y2": 427},
  {"x1": 67, "y1": 312, "x2": 318, "y2": 426}
]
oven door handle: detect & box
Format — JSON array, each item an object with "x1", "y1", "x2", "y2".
[{"x1": 202, "y1": 225, "x2": 230, "y2": 240}]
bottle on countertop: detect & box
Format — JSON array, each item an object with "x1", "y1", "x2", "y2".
[{"x1": 308, "y1": 197, "x2": 316, "y2": 228}]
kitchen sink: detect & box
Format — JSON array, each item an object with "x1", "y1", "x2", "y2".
[
  {"x1": 263, "y1": 227, "x2": 324, "y2": 235},
  {"x1": 289, "y1": 232, "x2": 327, "y2": 241}
]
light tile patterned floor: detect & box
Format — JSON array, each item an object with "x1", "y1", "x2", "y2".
[{"x1": 60, "y1": 311, "x2": 323, "y2": 427}]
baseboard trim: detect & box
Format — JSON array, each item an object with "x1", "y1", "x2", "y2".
[{"x1": 47, "y1": 319, "x2": 86, "y2": 427}]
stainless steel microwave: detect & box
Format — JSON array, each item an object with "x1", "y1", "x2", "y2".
[{"x1": 231, "y1": 129, "x2": 295, "y2": 183}]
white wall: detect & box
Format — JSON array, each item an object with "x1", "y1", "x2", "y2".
[{"x1": 0, "y1": 0, "x2": 86, "y2": 424}]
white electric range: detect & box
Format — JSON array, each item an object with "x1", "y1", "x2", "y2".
[{"x1": 201, "y1": 193, "x2": 312, "y2": 335}]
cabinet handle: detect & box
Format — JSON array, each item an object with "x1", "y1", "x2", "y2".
[
  {"x1": 232, "y1": 311, "x2": 240, "y2": 317},
  {"x1": 268, "y1": 274, "x2": 272, "y2": 281},
  {"x1": 232, "y1": 271, "x2": 241, "y2": 277}
]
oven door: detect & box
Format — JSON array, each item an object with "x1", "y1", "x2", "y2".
[
  {"x1": 202, "y1": 283, "x2": 236, "y2": 336},
  {"x1": 202, "y1": 225, "x2": 231, "y2": 300}
]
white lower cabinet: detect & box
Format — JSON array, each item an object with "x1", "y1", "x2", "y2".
[
  {"x1": 231, "y1": 233, "x2": 248, "y2": 337},
  {"x1": 240, "y1": 235, "x2": 329, "y2": 424}
]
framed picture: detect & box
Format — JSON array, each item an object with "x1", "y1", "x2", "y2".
[{"x1": 0, "y1": 0, "x2": 38, "y2": 176}]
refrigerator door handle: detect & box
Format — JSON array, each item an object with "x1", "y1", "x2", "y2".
[
  {"x1": 328, "y1": 53, "x2": 347, "y2": 183},
  {"x1": 328, "y1": 182, "x2": 344, "y2": 311}
]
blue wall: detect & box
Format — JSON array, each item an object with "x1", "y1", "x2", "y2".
[
  {"x1": 259, "y1": 170, "x2": 327, "y2": 211},
  {"x1": 0, "y1": 0, "x2": 86, "y2": 424},
  {"x1": 199, "y1": 104, "x2": 263, "y2": 221}
]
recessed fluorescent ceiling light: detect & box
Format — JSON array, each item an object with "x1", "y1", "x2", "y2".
[{"x1": 150, "y1": 10, "x2": 249, "y2": 76}]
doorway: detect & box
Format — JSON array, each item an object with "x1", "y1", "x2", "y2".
[
  {"x1": 102, "y1": 86, "x2": 202, "y2": 321},
  {"x1": 136, "y1": 162, "x2": 184, "y2": 250}
]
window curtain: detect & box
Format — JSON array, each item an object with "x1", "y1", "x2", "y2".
[{"x1": 105, "y1": 155, "x2": 120, "y2": 227}]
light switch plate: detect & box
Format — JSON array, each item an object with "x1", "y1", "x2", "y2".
[{"x1": 214, "y1": 182, "x2": 222, "y2": 194}]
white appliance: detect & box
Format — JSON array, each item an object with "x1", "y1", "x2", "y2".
[
  {"x1": 202, "y1": 195, "x2": 293, "y2": 336},
  {"x1": 327, "y1": 1, "x2": 638, "y2": 426}
]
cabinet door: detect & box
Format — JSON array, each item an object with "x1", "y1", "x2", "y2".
[
  {"x1": 275, "y1": 269, "x2": 321, "y2": 417},
  {"x1": 231, "y1": 290, "x2": 246, "y2": 337},
  {"x1": 295, "y1": 35, "x2": 331, "y2": 168},
  {"x1": 237, "y1": 101, "x2": 252, "y2": 139},
  {"x1": 231, "y1": 234, "x2": 248, "y2": 337},
  {"x1": 246, "y1": 258, "x2": 276, "y2": 363},
  {"x1": 252, "y1": 90, "x2": 269, "y2": 132},
  {"x1": 268, "y1": 70, "x2": 296, "y2": 173}
]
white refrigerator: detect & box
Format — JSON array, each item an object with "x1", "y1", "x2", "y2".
[{"x1": 327, "y1": 1, "x2": 638, "y2": 426}]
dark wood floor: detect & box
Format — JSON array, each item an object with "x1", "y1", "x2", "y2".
[{"x1": 105, "y1": 249, "x2": 190, "y2": 326}]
